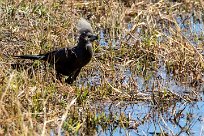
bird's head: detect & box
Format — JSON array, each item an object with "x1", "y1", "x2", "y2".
[{"x1": 77, "y1": 18, "x2": 98, "y2": 43}]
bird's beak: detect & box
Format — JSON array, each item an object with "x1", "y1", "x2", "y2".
[{"x1": 90, "y1": 35, "x2": 98, "y2": 42}]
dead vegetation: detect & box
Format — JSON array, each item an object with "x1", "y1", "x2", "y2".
[{"x1": 0, "y1": 0, "x2": 204, "y2": 135}]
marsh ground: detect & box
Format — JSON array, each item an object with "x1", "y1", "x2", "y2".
[{"x1": 0, "y1": 0, "x2": 204, "y2": 135}]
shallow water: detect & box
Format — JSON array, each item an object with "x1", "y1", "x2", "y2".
[
  {"x1": 93, "y1": 70, "x2": 204, "y2": 135},
  {"x1": 92, "y1": 15, "x2": 204, "y2": 135},
  {"x1": 58, "y1": 14, "x2": 204, "y2": 135},
  {"x1": 96, "y1": 101, "x2": 204, "y2": 135}
]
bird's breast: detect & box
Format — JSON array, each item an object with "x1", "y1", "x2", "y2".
[{"x1": 78, "y1": 45, "x2": 93, "y2": 66}]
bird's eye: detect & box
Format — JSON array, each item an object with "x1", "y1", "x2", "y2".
[{"x1": 82, "y1": 31, "x2": 88, "y2": 36}]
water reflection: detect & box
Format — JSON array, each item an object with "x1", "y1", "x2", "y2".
[
  {"x1": 91, "y1": 14, "x2": 204, "y2": 135},
  {"x1": 96, "y1": 101, "x2": 204, "y2": 135},
  {"x1": 75, "y1": 13, "x2": 204, "y2": 136}
]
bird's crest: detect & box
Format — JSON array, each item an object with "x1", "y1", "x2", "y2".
[{"x1": 77, "y1": 18, "x2": 93, "y2": 34}]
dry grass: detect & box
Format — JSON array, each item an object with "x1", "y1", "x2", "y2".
[{"x1": 0, "y1": 0, "x2": 204, "y2": 135}]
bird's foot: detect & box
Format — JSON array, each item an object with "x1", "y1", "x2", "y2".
[{"x1": 65, "y1": 77, "x2": 74, "y2": 84}]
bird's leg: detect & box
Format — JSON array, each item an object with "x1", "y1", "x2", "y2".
[
  {"x1": 65, "y1": 68, "x2": 81, "y2": 84},
  {"x1": 72, "y1": 68, "x2": 81, "y2": 81},
  {"x1": 56, "y1": 73, "x2": 63, "y2": 83}
]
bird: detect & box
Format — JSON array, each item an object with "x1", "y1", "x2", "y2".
[{"x1": 12, "y1": 18, "x2": 98, "y2": 84}]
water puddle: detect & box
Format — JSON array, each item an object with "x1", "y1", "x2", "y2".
[
  {"x1": 87, "y1": 14, "x2": 204, "y2": 135},
  {"x1": 96, "y1": 101, "x2": 204, "y2": 135},
  {"x1": 55, "y1": 14, "x2": 204, "y2": 135}
]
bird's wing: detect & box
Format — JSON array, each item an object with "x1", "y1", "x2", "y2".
[{"x1": 44, "y1": 47, "x2": 78, "y2": 65}]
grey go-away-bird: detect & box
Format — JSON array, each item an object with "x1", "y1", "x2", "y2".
[{"x1": 13, "y1": 18, "x2": 98, "y2": 84}]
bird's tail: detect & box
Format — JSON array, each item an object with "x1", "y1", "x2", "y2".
[{"x1": 14, "y1": 55, "x2": 44, "y2": 60}]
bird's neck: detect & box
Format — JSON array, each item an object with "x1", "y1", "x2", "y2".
[
  {"x1": 78, "y1": 41, "x2": 92, "y2": 53},
  {"x1": 78, "y1": 39, "x2": 90, "y2": 47},
  {"x1": 76, "y1": 40, "x2": 93, "y2": 66}
]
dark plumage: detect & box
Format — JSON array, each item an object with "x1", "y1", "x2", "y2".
[{"x1": 13, "y1": 18, "x2": 98, "y2": 84}]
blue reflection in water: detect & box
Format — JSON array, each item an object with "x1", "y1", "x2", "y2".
[
  {"x1": 97, "y1": 101, "x2": 204, "y2": 136},
  {"x1": 99, "y1": 29, "x2": 108, "y2": 46},
  {"x1": 95, "y1": 14, "x2": 204, "y2": 136}
]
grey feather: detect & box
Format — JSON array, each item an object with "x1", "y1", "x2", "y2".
[{"x1": 77, "y1": 18, "x2": 93, "y2": 33}]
